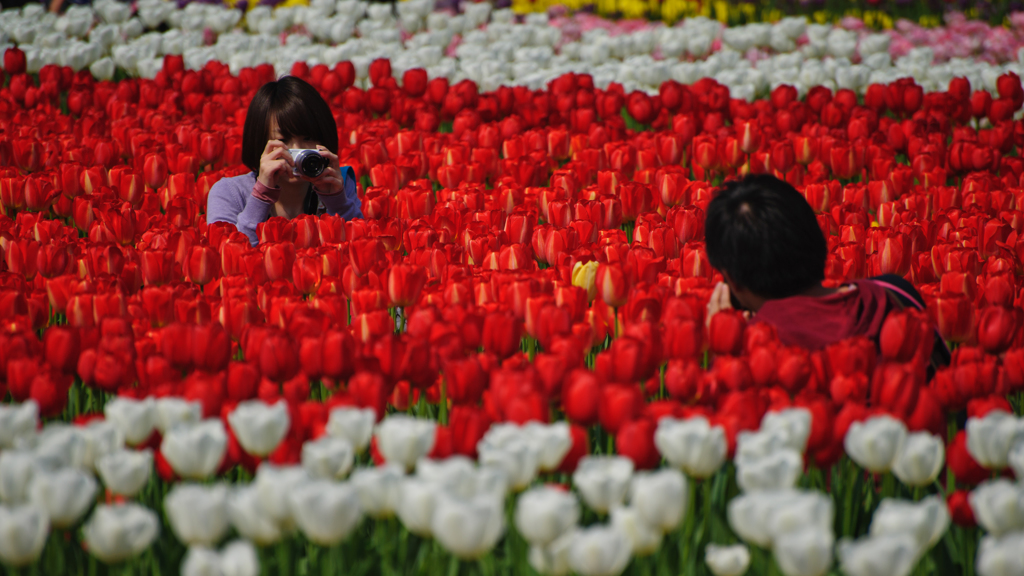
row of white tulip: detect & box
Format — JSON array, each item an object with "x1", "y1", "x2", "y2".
[
  {"x1": 2, "y1": 396, "x2": 1024, "y2": 574},
  {"x1": 3, "y1": 0, "x2": 1024, "y2": 101}
]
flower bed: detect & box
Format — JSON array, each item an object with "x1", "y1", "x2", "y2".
[
  {"x1": 6, "y1": 0, "x2": 1024, "y2": 100},
  {"x1": 2, "y1": 1, "x2": 1024, "y2": 575}
]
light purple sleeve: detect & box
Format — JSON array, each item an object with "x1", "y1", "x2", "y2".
[
  {"x1": 207, "y1": 168, "x2": 363, "y2": 247},
  {"x1": 206, "y1": 172, "x2": 272, "y2": 246}
]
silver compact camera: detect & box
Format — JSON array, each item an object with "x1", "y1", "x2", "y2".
[{"x1": 289, "y1": 149, "x2": 328, "y2": 178}]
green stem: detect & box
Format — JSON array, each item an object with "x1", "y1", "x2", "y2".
[{"x1": 681, "y1": 478, "x2": 697, "y2": 563}]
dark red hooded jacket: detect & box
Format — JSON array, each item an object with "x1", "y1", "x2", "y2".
[{"x1": 751, "y1": 279, "x2": 893, "y2": 350}]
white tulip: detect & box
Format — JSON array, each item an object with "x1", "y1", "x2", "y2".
[
  {"x1": 722, "y1": 28, "x2": 753, "y2": 54},
  {"x1": 838, "y1": 532, "x2": 918, "y2": 576},
  {"x1": 31, "y1": 424, "x2": 89, "y2": 470},
  {"x1": 756, "y1": 411, "x2": 810, "y2": 453},
  {"x1": 705, "y1": 543, "x2": 751, "y2": 576},
  {"x1": 529, "y1": 530, "x2": 576, "y2": 576},
  {"x1": 161, "y1": 419, "x2": 227, "y2": 480},
  {"x1": 515, "y1": 486, "x2": 580, "y2": 546},
  {"x1": 375, "y1": 416, "x2": 436, "y2": 472},
  {"x1": 522, "y1": 422, "x2": 572, "y2": 472},
  {"x1": 432, "y1": 492, "x2": 505, "y2": 560},
  {"x1": 227, "y1": 400, "x2": 290, "y2": 458},
  {"x1": 0, "y1": 505, "x2": 48, "y2": 567},
  {"x1": 568, "y1": 525, "x2": 633, "y2": 576},
  {"x1": 165, "y1": 483, "x2": 230, "y2": 547},
  {"x1": 772, "y1": 527, "x2": 834, "y2": 576},
  {"x1": 301, "y1": 435, "x2": 355, "y2": 480},
  {"x1": 825, "y1": 29, "x2": 857, "y2": 59},
  {"x1": 221, "y1": 540, "x2": 260, "y2": 576},
  {"x1": 397, "y1": 476, "x2": 440, "y2": 537},
  {"x1": 96, "y1": 449, "x2": 152, "y2": 498},
  {"x1": 844, "y1": 415, "x2": 907, "y2": 473},
  {"x1": 655, "y1": 417, "x2": 728, "y2": 479},
  {"x1": 180, "y1": 546, "x2": 222, "y2": 576},
  {"x1": 0, "y1": 402, "x2": 38, "y2": 449},
  {"x1": 1008, "y1": 442, "x2": 1024, "y2": 481},
  {"x1": 977, "y1": 532, "x2": 1024, "y2": 576},
  {"x1": 479, "y1": 438, "x2": 539, "y2": 492},
  {"x1": 892, "y1": 432, "x2": 945, "y2": 487},
  {"x1": 870, "y1": 496, "x2": 949, "y2": 551},
  {"x1": 629, "y1": 469, "x2": 687, "y2": 533},
  {"x1": 967, "y1": 411, "x2": 1024, "y2": 470},
  {"x1": 254, "y1": 464, "x2": 310, "y2": 529},
  {"x1": 573, "y1": 456, "x2": 634, "y2": 515},
  {"x1": 969, "y1": 480, "x2": 1024, "y2": 536},
  {"x1": 728, "y1": 490, "x2": 829, "y2": 548},
  {"x1": 82, "y1": 504, "x2": 159, "y2": 564},
  {"x1": 770, "y1": 492, "x2": 834, "y2": 538},
  {"x1": 0, "y1": 451, "x2": 36, "y2": 505},
  {"x1": 154, "y1": 397, "x2": 202, "y2": 434},
  {"x1": 227, "y1": 485, "x2": 283, "y2": 546},
  {"x1": 610, "y1": 506, "x2": 661, "y2": 556},
  {"x1": 288, "y1": 480, "x2": 362, "y2": 546},
  {"x1": 104, "y1": 397, "x2": 156, "y2": 446},
  {"x1": 858, "y1": 34, "x2": 891, "y2": 58},
  {"x1": 737, "y1": 449, "x2": 803, "y2": 493},
  {"x1": 415, "y1": 456, "x2": 477, "y2": 494},
  {"x1": 351, "y1": 464, "x2": 404, "y2": 519},
  {"x1": 29, "y1": 467, "x2": 97, "y2": 529},
  {"x1": 181, "y1": 540, "x2": 260, "y2": 576},
  {"x1": 82, "y1": 419, "x2": 125, "y2": 472},
  {"x1": 736, "y1": 429, "x2": 791, "y2": 462}
]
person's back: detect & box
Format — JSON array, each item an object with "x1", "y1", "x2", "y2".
[{"x1": 703, "y1": 174, "x2": 921, "y2": 351}]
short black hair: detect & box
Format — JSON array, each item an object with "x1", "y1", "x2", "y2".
[
  {"x1": 705, "y1": 174, "x2": 826, "y2": 299},
  {"x1": 241, "y1": 76, "x2": 339, "y2": 174}
]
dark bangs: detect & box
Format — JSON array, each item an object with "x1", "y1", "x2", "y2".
[{"x1": 241, "y1": 76, "x2": 339, "y2": 173}]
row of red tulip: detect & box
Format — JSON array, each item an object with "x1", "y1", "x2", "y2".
[{"x1": 0, "y1": 55, "x2": 1022, "y2": 495}]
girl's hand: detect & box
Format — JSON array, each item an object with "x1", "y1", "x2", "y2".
[
  {"x1": 306, "y1": 145, "x2": 345, "y2": 196},
  {"x1": 257, "y1": 140, "x2": 294, "y2": 189}
]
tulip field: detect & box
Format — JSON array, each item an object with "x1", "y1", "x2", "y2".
[{"x1": 7, "y1": 1, "x2": 1024, "y2": 575}]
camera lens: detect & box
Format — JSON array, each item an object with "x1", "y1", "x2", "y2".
[{"x1": 294, "y1": 150, "x2": 327, "y2": 178}]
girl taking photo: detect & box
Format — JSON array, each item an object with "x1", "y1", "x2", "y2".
[{"x1": 207, "y1": 75, "x2": 362, "y2": 245}]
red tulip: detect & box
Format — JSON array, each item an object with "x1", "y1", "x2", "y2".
[
  {"x1": 879, "y1": 309, "x2": 932, "y2": 363},
  {"x1": 598, "y1": 383, "x2": 643, "y2": 434},
  {"x1": 4, "y1": 48, "x2": 26, "y2": 75},
  {"x1": 708, "y1": 310, "x2": 746, "y2": 356},
  {"x1": 187, "y1": 245, "x2": 220, "y2": 286},
  {"x1": 43, "y1": 327, "x2": 79, "y2": 375},
  {"x1": 449, "y1": 405, "x2": 491, "y2": 458},
  {"x1": 387, "y1": 264, "x2": 427, "y2": 308},
  {"x1": 976, "y1": 306, "x2": 1018, "y2": 355},
  {"x1": 616, "y1": 418, "x2": 660, "y2": 470},
  {"x1": 258, "y1": 330, "x2": 300, "y2": 383},
  {"x1": 199, "y1": 132, "x2": 225, "y2": 164},
  {"x1": 292, "y1": 255, "x2": 322, "y2": 296},
  {"x1": 144, "y1": 153, "x2": 168, "y2": 189},
  {"x1": 369, "y1": 58, "x2": 392, "y2": 87},
  {"x1": 402, "y1": 68, "x2": 428, "y2": 97},
  {"x1": 596, "y1": 263, "x2": 628, "y2": 309},
  {"x1": 927, "y1": 291, "x2": 974, "y2": 344},
  {"x1": 626, "y1": 92, "x2": 655, "y2": 125},
  {"x1": 444, "y1": 356, "x2": 487, "y2": 406},
  {"x1": 947, "y1": 491, "x2": 976, "y2": 527},
  {"x1": 563, "y1": 368, "x2": 601, "y2": 426},
  {"x1": 947, "y1": 430, "x2": 990, "y2": 486}
]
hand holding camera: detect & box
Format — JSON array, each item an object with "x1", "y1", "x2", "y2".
[{"x1": 257, "y1": 140, "x2": 344, "y2": 195}]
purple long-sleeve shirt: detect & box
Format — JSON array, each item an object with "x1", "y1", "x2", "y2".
[{"x1": 206, "y1": 168, "x2": 362, "y2": 246}]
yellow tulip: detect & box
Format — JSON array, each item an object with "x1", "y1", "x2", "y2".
[{"x1": 571, "y1": 260, "x2": 599, "y2": 303}]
